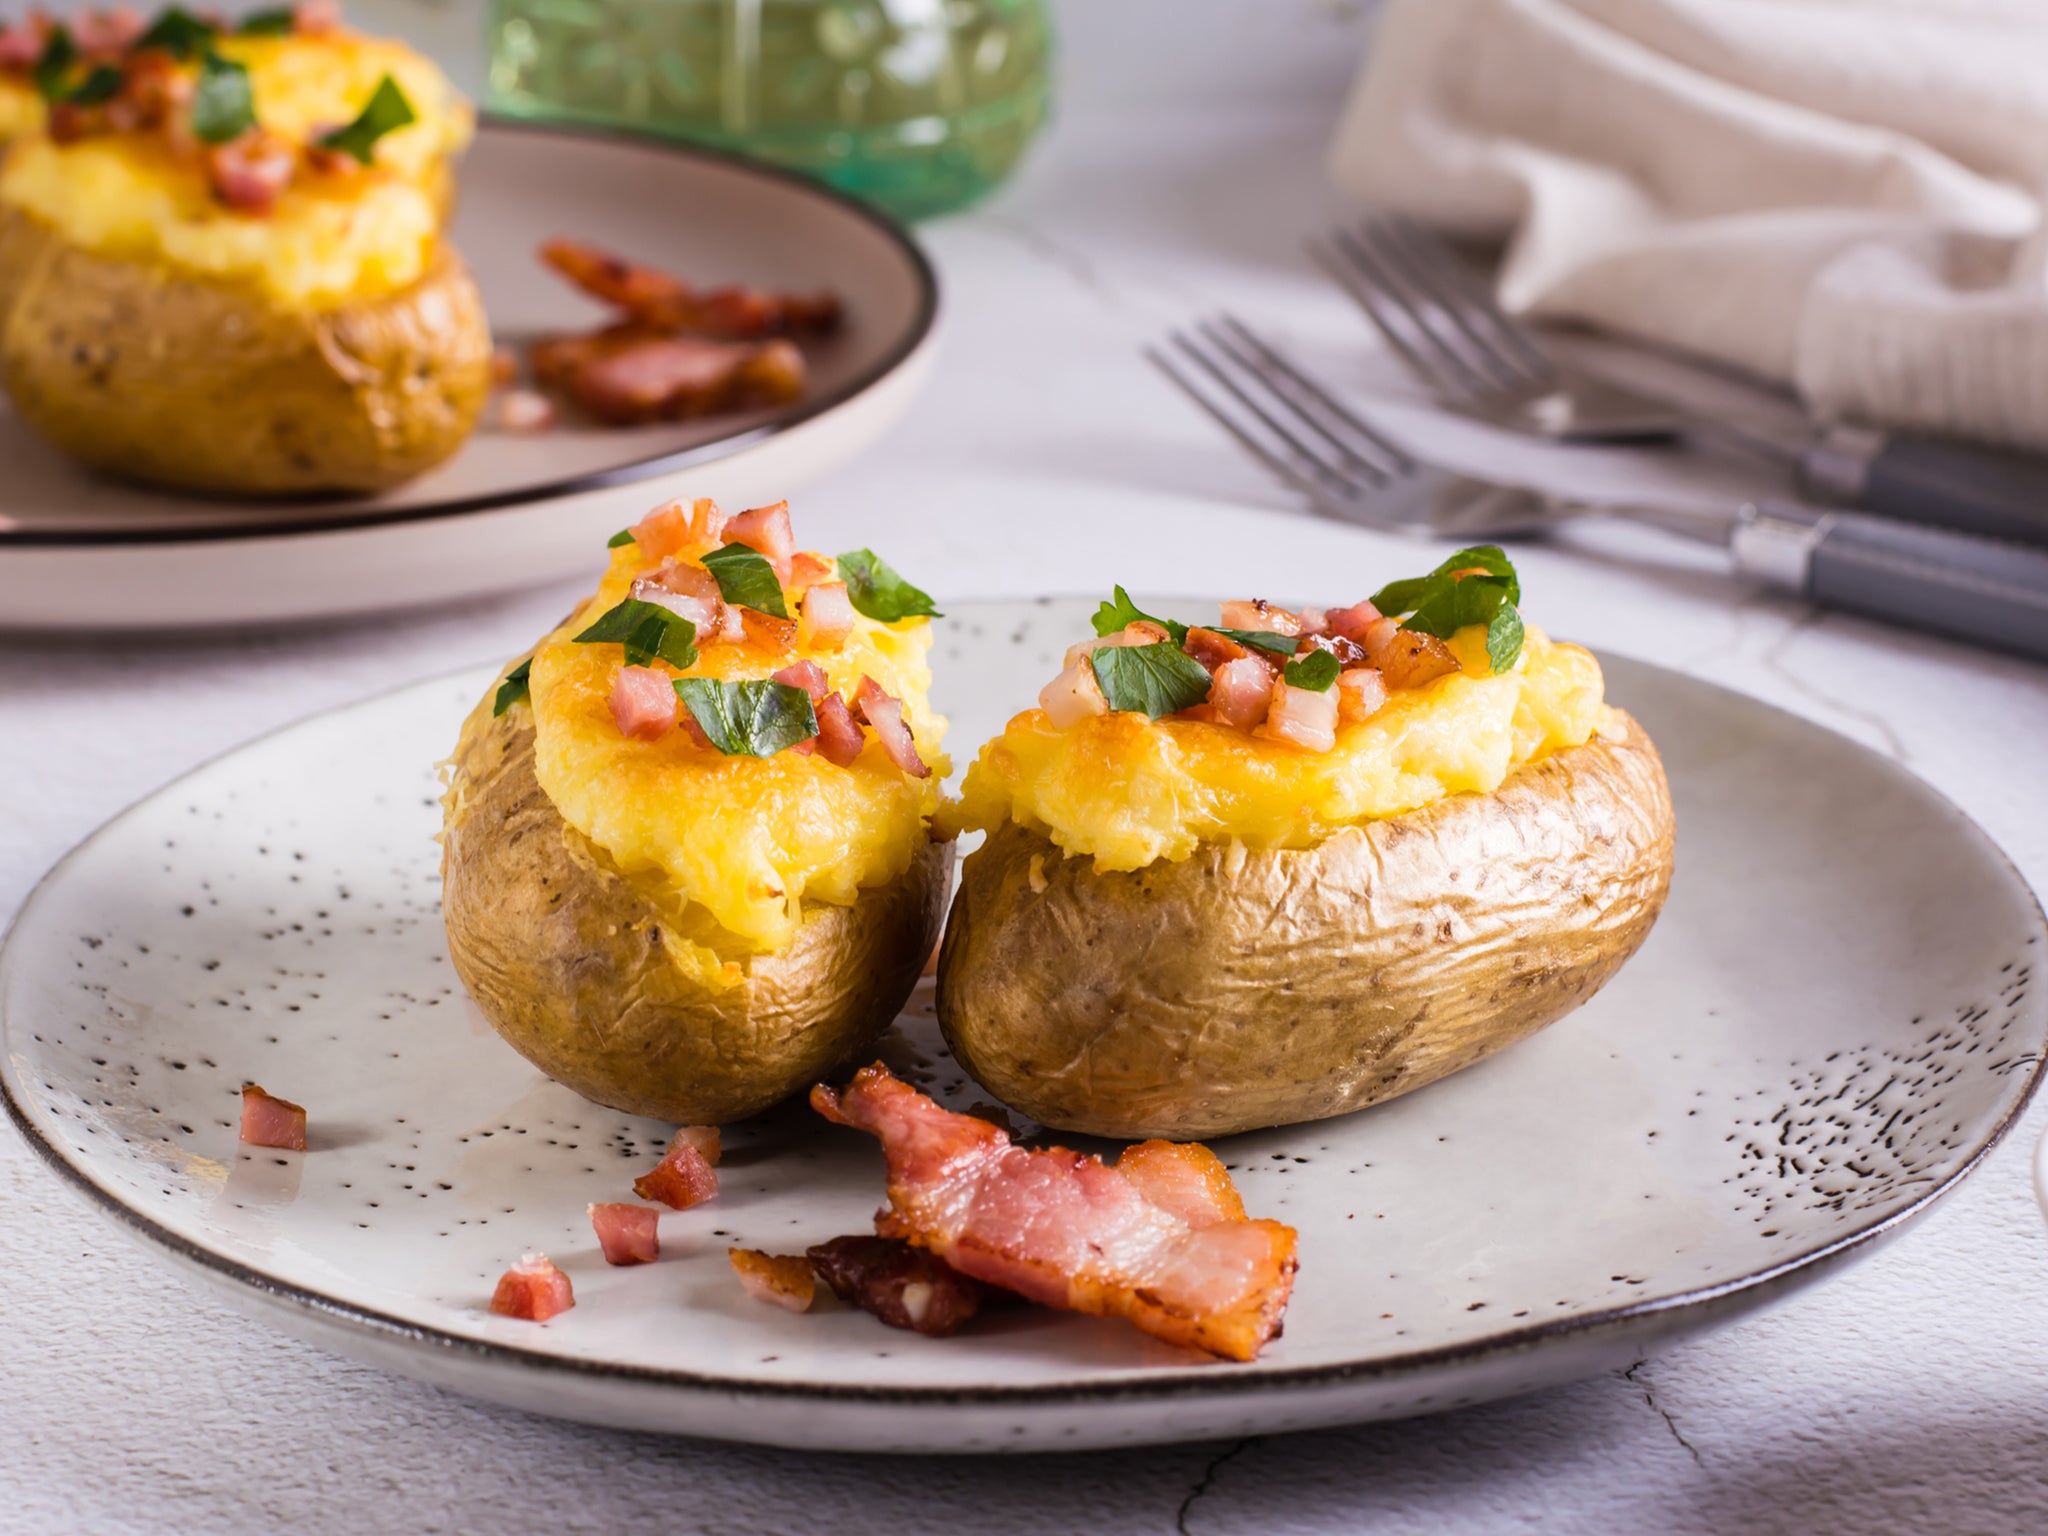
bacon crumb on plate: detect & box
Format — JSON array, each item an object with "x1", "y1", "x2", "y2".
[
  {"x1": 490, "y1": 1253, "x2": 575, "y2": 1321},
  {"x1": 812, "y1": 1066, "x2": 1298, "y2": 1361},
  {"x1": 729, "y1": 1248, "x2": 816, "y2": 1313},
  {"x1": 807, "y1": 1235, "x2": 984, "y2": 1337},
  {"x1": 633, "y1": 1127, "x2": 720, "y2": 1209},
  {"x1": 589, "y1": 1203, "x2": 661, "y2": 1266},
  {"x1": 238, "y1": 1084, "x2": 307, "y2": 1151}
]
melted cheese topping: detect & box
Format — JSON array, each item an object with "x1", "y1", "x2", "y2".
[
  {"x1": 0, "y1": 31, "x2": 471, "y2": 307},
  {"x1": 948, "y1": 627, "x2": 1611, "y2": 871},
  {"x1": 0, "y1": 78, "x2": 38, "y2": 142},
  {"x1": 523, "y1": 544, "x2": 950, "y2": 957}
]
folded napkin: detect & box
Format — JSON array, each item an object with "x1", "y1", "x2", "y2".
[{"x1": 1330, "y1": 0, "x2": 2048, "y2": 449}]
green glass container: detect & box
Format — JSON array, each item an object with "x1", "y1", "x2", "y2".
[{"x1": 484, "y1": 0, "x2": 1052, "y2": 221}]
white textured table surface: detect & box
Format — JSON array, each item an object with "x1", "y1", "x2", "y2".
[{"x1": 7, "y1": 3, "x2": 2048, "y2": 1531}]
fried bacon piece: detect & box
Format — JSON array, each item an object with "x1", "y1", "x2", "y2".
[
  {"x1": 239, "y1": 1084, "x2": 307, "y2": 1151},
  {"x1": 807, "y1": 1235, "x2": 985, "y2": 1338},
  {"x1": 589, "y1": 1203, "x2": 660, "y2": 1266},
  {"x1": 490, "y1": 1253, "x2": 575, "y2": 1321},
  {"x1": 730, "y1": 1248, "x2": 816, "y2": 1313},
  {"x1": 541, "y1": 239, "x2": 841, "y2": 340},
  {"x1": 530, "y1": 325, "x2": 806, "y2": 426},
  {"x1": 811, "y1": 1067, "x2": 1297, "y2": 1361},
  {"x1": 633, "y1": 1126, "x2": 720, "y2": 1210},
  {"x1": 1364, "y1": 618, "x2": 1462, "y2": 690}
]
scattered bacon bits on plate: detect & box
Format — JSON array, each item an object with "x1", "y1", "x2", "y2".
[
  {"x1": 728, "y1": 1248, "x2": 816, "y2": 1313},
  {"x1": 812, "y1": 1066, "x2": 1298, "y2": 1361},
  {"x1": 589, "y1": 1203, "x2": 661, "y2": 1266},
  {"x1": 632, "y1": 1127, "x2": 720, "y2": 1210},
  {"x1": 490, "y1": 1252, "x2": 575, "y2": 1321},
  {"x1": 807, "y1": 1235, "x2": 985, "y2": 1338},
  {"x1": 238, "y1": 1084, "x2": 307, "y2": 1151}
]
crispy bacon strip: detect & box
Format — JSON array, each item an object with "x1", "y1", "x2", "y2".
[
  {"x1": 533, "y1": 327, "x2": 806, "y2": 426},
  {"x1": 540, "y1": 238, "x2": 842, "y2": 340},
  {"x1": 729, "y1": 1248, "x2": 816, "y2": 1313},
  {"x1": 807, "y1": 1235, "x2": 985, "y2": 1338},
  {"x1": 811, "y1": 1067, "x2": 1297, "y2": 1361}
]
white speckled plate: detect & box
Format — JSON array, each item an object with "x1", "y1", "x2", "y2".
[{"x1": 3, "y1": 598, "x2": 2043, "y2": 1452}]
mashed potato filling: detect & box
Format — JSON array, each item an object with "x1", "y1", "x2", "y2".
[
  {"x1": 950, "y1": 627, "x2": 1611, "y2": 871},
  {"x1": 0, "y1": 33, "x2": 471, "y2": 308},
  {"x1": 526, "y1": 546, "x2": 950, "y2": 956}
]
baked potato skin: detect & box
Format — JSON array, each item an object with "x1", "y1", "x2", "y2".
[
  {"x1": 937, "y1": 713, "x2": 1674, "y2": 1140},
  {"x1": 443, "y1": 697, "x2": 954, "y2": 1125},
  {"x1": 0, "y1": 207, "x2": 491, "y2": 496}
]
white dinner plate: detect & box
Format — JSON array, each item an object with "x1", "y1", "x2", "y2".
[
  {"x1": 3, "y1": 599, "x2": 2042, "y2": 1452},
  {"x1": 0, "y1": 120, "x2": 938, "y2": 632}
]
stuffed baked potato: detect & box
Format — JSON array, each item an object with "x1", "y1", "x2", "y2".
[
  {"x1": 937, "y1": 551, "x2": 1675, "y2": 1139},
  {"x1": 0, "y1": 4, "x2": 487, "y2": 494},
  {"x1": 442, "y1": 497, "x2": 955, "y2": 1124}
]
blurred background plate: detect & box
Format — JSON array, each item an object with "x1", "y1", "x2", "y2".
[{"x1": 0, "y1": 119, "x2": 939, "y2": 633}]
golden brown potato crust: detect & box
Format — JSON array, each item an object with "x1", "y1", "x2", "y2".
[
  {"x1": 0, "y1": 206, "x2": 491, "y2": 495},
  {"x1": 442, "y1": 700, "x2": 954, "y2": 1125},
  {"x1": 936, "y1": 713, "x2": 1675, "y2": 1139}
]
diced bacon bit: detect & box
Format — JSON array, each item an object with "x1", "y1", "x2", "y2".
[
  {"x1": 206, "y1": 130, "x2": 297, "y2": 215},
  {"x1": 554, "y1": 333, "x2": 807, "y2": 426},
  {"x1": 539, "y1": 238, "x2": 842, "y2": 339},
  {"x1": 1257, "y1": 678, "x2": 1338, "y2": 753},
  {"x1": 772, "y1": 659, "x2": 831, "y2": 700},
  {"x1": 238, "y1": 1084, "x2": 307, "y2": 1151},
  {"x1": 630, "y1": 498, "x2": 727, "y2": 562},
  {"x1": 787, "y1": 551, "x2": 835, "y2": 593},
  {"x1": 730, "y1": 1248, "x2": 817, "y2": 1312},
  {"x1": 813, "y1": 691, "x2": 866, "y2": 767},
  {"x1": 588, "y1": 1203, "x2": 661, "y2": 1266},
  {"x1": 1336, "y1": 667, "x2": 1388, "y2": 724},
  {"x1": 633, "y1": 1127, "x2": 720, "y2": 1209},
  {"x1": 853, "y1": 677, "x2": 929, "y2": 778},
  {"x1": 1207, "y1": 656, "x2": 1274, "y2": 731},
  {"x1": 738, "y1": 606, "x2": 799, "y2": 654},
  {"x1": 717, "y1": 605, "x2": 748, "y2": 645},
  {"x1": 1038, "y1": 659, "x2": 1108, "y2": 729},
  {"x1": 293, "y1": 0, "x2": 342, "y2": 34},
  {"x1": 797, "y1": 581, "x2": 856, "y2": 651},
  {"x1": 0, "y1": 23, "x2": 44, "y2": 69},
  {"x1": 609, "y1": 665, "x2": 678, "y2": 741},
  {"x1": 1324, "y1": 599, "x2": 1383, "y2": 643},
  {"x1": 494, "y1": 388, "x2": 557, "y2": 435},
  {"x1": 812, "y1": 1066, "x2": 1298, "y2": 1362},
  {"x1": 724, "y1": 501, "x2": 796, "y2": 582},
  {"x1": 807, "y1": 1235, "x2": 985, "y2": 1338},
  {"x1": 632, "y1": 559, "x2": 723, "y2": 632},
  {"x1": 489, "y1": 347, "x2": 521, "y2": 386},
  {"x1": 1364, "y1": 618, "x2": 1462, "y2": 690},
  {"x1": 46, "y1": 102, "x2": 103, "y2": 143},
  {"x1": 1219, "y1": 599, "x2": 1301, "y2": 637},
  {"x1": 489, "y1": 1253, "x2": 575, "y2": 1321},
  {"x1": 1296, "y1": 607, "x2": 1329, "y2": 637},
  {"x1": 676, "y1": 1123, "x2": 722, "y2": 1165},
  {"x1": 1114, "y1": 1142, "x2": 1247, "y2": 1228},
  {"x1": 1062, "y1": 620, "x2": 1172, "y2": 672},
  {"x1": 69, "y1": 7, "x2": 144, "y2": 54},
  {"x1": 1183, "y1": 626, "x2": 1265, "y2": 675},
  {"x1": 679, "y1": 710, "x2": 715, "y2": 751},
  {"x1": 1299, "y1": 631, "x2": 1369, "y2": 668}
]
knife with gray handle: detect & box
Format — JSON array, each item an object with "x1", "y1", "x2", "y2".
[{"x1": 1796, "y1": 426, "x2": 2048, "y2": 549}]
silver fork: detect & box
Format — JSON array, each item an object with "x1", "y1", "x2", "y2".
[
  {"x1": 1145, "y1": 316, "x2": 2048, "y2": 662},
  {"x1": 1309, "y1": 216, "x2": 1681, "y2": 443}
]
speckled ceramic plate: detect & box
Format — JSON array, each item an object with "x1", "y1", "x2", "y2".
[{"x1": 3, "y1": 599, "x2": 2043, "y2": 1452}]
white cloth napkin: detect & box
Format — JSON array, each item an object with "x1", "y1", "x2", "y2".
[{"x1": 1329, "y1": 0, "x2": 2048, "y2": 449}]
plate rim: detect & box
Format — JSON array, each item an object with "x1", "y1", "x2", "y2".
[
  {"x1": 0, "y1": 116, "x2": 941, "y2": 551},
  {"x1": 4, "y1": 632, "x2": 2043, "y2": 1409}
]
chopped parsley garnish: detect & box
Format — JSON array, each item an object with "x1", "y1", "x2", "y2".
[
  {"x1": 31, "y1": 27, "x2": 74, "y2": 99},
  {"x1": 606, "y1": 528, "x2": 636, "y2": 548},
  {"x1": 838, "y1": 548, "x2": 941, "y2": 622},
  {"x1": 1091, "y1": 586, "x2": 1185, "y2": 644},
  {"x1": 492, "y1": 658, "x2": 533, "y2": 716},
  {"x1": 234, "y1": 7, "x2": 297, "y2": 35},
  {"x1": 190, "y1": 50, "x2": 255, "y2": 143},
  {"x1": 674, "y1": 678, "x2": 818, "y2": 757},
  {"x1": 1282, "y1": 650, "x2": 1340, "y2": 691},
  {"x1": 702, "y1": 543, "x2": 788, "y2": 619},
  {"x1": 135, "y1": 7, "x2": 217, "y2": 59},
  {"x1": 1370, "y1": 545, "x2": 1524, "y2": 675},
  {"x1": 65, "y1": 63, "x2": 124, "y2": 105},
  {"x1": 1090, "y1": 642, "x2": 1213, "y2": 719},
  {"x1": 573, "y1": 598, "x2": 699, "y2": 671},
  {"x1": 316, "y1": 74, "x2": 415, "y2": 164}
]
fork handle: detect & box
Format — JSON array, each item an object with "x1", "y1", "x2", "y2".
[
  {"x1": 1733, "y1": 503, "x2": 2048, "y2": 662},
  {"x1": 1800, "y1": 427, "x2": 2048, "y2": 550}
]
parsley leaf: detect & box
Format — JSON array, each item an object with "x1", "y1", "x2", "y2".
[
  {"x1": 1212, "y1": 627, "x2": 1297, "y2": 656},
  {"x1": 1090, "y1": 586, "x2": 1185, "y2": 644},
  {"x1": 31, "y1": 26, "x2": 74, "y2": 99},
  {"x1": 702, "y1": 543, "x2": 788, "y2": 619},
  {"x1": 1090, "y1": 642, "x2": 1213, "y2": 719},
  {"x1": 573, "y1": 598, "x2": 699, "y2": 671},
  {"x1": 234, "y1": 7, "x2": 297, "y2": 35},
  {"x1": 838, "y1": 548, "x2": 941, "y2": 622},
  {"x1": 1369, "y1": 545, "x2": 1525, "y2": 674},
  {"x1": 674, "y1": 678, "x2": 818, "y2": 757},
  {"x1": 492, "y1": 658, "x2": 533, "y2": 716},
  {"x1": 606, "y1": 528, "x2": 636, "y2": 548},
  {"x1": 1283, "y1": 650, "x2": 1340, "y2": 692},
  {"x1": 135, "y1": 7, "x2": 217, "y2": 58},
  {"x1": 317, "y1": 74, "x2": 415, "y2": 164},
  {"x1": 190, "y1": 50, "x2": 255, "y2": 143},
  {"x1": 66, "y1": 63, "x2": 123, "y2": 105}
]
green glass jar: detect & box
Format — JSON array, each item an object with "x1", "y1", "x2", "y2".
[{"x1": 485, "y1": 0, "x2": 1052, "y2": 221}]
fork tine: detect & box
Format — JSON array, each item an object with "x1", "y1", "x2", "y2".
[
  {"x1": 1346, "y1": 220, "x2": 1532, "y2": 396},
  {"x1": 1209, "y1": 314, "x2": 1413, "y2": 474},
  {"x1": 1311, "y1": 233, "x2": 1486, "y2": 403},
  {"x1": 1373, "y1": 215, "x2": 1556, "y2": 384},
  {"x1": 1143, "y1": 343, "x2": 1351, "y2": 504},
  {"x1": 1166, "y1": 330, "x2": 1384, "y2": 497}
]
